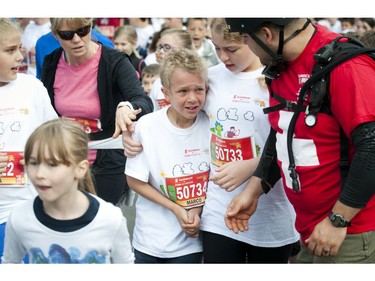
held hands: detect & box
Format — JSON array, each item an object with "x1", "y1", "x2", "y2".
[
  {"x1": 305, "y1": 216, "x2": 346, "y2": 257},
  {"x1": 176, "y1": 206, "x2": 202, "y2": 238}
]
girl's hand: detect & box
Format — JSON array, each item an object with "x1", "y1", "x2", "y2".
[{"x1": 210, "y1": 158, "x2": 259, "y2": 192}]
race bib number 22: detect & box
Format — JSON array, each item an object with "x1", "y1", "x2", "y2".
[{"x1": 0, "y1": 151, "x2": 26, "y2": 186}]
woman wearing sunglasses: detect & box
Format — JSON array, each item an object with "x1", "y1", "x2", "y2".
[{"x1": 40, "y1": 18, "x2": 153, "y2": 206}]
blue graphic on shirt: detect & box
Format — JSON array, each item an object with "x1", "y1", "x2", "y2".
[{"x1": 30, "y1": 244, "x2": 106, "y2": 263}]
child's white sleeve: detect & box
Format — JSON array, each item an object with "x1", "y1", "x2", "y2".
[
  {"x1": 110, "y1": 216, "x2": 135, "y2": 264},
  {"x1": 1, "y1": 211, "x2": 26, "y2": 264}
]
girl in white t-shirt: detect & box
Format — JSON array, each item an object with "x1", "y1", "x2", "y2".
[
  {"x1": 199, "y1": 18, "x2": 299, "y2": 263},
  {"x1": 2, "y1": 119, "x2": 134, "y2": 264},
  {"x1": 0, "y1": 18, "x2": 58, "y2": 263}
]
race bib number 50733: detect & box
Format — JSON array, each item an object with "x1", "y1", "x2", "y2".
[{"x1": 210, "y1": 133, "x2": 256, "y2": 166}]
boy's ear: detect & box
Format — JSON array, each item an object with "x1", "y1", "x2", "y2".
[
  {"x1": 161, "y1": 86, "x2": 171, "y2": 103},
  {"x1": 74, "y1": 160, "x2": 89, "y2": 180}
]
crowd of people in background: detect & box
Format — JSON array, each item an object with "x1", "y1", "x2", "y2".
[
  {"x1": 13, "y1": 17, "x2": 375, "y2": 79},
  {"x1": 1, "y1": 17, "x2": 375, "y2": 264}
]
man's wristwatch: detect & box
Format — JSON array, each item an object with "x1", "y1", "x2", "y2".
[{"x1": 328, "y1": 212, "x2": 351, "y2": 227}]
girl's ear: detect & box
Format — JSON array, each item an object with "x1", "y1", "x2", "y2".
[
  {"x1": 161, "y1": 86, "x2": 171, "y2": 103},
  {"x1": 74, "y1": 160, "x2": 89, "y2": 180}
]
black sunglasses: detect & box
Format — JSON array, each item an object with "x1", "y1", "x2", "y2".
[{"x1": 56, "y1": 24, "x2": 91, "y2": 40}]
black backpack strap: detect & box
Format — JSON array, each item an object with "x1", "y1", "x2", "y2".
[
  {"x1": 263, "y1": 93, "x2": 307, "y2": 114},
  {"x1": 254, "y1": 127, "x2": 280, "y2": 194}
]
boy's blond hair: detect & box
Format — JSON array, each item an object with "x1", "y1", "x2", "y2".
[{"x1": 160, "y1": 47, "x2": 208, "y2": 90}]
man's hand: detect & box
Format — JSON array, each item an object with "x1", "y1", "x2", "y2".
[{"x1": 305, "y1": 217, "x2": 346, "y2": 257}]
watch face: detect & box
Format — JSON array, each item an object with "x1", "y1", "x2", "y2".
[
  {"x1": 330, "y1": 213, "x2": 350, "y2": 227},
  {"x1": 332, "y1": 215, "x2": 343, "y2": 226}
]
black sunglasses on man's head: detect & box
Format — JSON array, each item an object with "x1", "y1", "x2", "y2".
[{"x1": 56, "y1": 24, "x2": 91, "y2": 40}]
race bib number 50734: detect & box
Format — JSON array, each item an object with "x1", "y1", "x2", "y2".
[{"x1": 163, "y1": 170, "x2": 209, "y2": 209}]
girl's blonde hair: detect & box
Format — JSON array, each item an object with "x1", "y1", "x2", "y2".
[
  {"x1": 114, "y1": 25, "x2": 137, "y2": 46},
  {"x1": 210, "y1": 18, "x2": 244, "y2": 43},
  {"x1": 210, "y1": 18, "x2": 267, "y2": 90},
  {"x1": 160, "y1": 28, "x2": 194, "y2": 50},
  {"x1": 113, "y1": 25, "x2": 142, "y2": 58},
  {"x1": 0, "y1": 18, "x2": 20, "y2": 42},
  {"x1": 24, "y1": 118, "x2": 96, "y2": 194},
  {"x1": 50, "y1": 18, "x2": 93, "y2": 33},
  {"x1": 160, "y1": 47, "x2": 208, "y2": 90}
]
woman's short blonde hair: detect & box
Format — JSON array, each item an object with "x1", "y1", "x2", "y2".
[{"x1": 50, "y1": 18, "x2": 93, "y2": 33}]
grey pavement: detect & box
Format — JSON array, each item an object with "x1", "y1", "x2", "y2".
[{"x1": 120, "y1": 195, "x2": 137, "y2": 243}]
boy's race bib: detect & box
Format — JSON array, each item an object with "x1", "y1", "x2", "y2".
[{"x1": 162, "y1": 170, "x2": 209, "y2": 209}]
